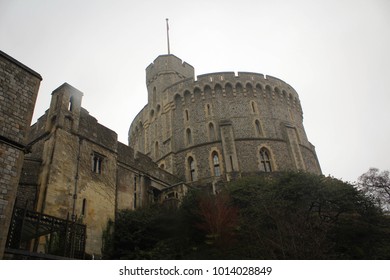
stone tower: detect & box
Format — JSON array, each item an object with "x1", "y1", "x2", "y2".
[
  {"x1": 26, "y1": 83, "x2": 117, "y2": 255},
  {"x1": 129, "y1": 54, "x2": 321, "y2": 189}
]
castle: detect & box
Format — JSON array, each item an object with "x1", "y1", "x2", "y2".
[{"x1": 0, "y1": 51, "x2": 320, "y2": 259}]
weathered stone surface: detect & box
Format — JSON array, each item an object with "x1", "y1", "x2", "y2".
[{"x1": 0, "y1": 50, "x2": 41, "y2": 259}]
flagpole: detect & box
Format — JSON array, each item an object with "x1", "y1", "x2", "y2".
[{"x1": 166, "y1": 18, "x2": 170, "y2": 55}]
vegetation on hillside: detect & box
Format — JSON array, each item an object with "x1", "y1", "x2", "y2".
[{"x1": 103, "y1": 172, "x2": 390, "y2": 259}]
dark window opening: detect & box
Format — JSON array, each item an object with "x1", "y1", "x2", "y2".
[
  {"x1": 81, "y1": 199, "x2": 87, "y2": 216},
  {"x1": 68, "y1": 96, "x2": 74, "y2": 111}
]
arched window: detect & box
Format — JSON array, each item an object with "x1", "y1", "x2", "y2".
[
  {"x1": 265, "y1": 85, "x2": 272, "y2": 96},
  {"x1": 204, "y1": 85, "x2": 212, "y2": 98},
  {"x1": 256, "y1": 83, "x2": 263, "y2": 94},
  {"x1": 208, "y1": 122, "x2": 215, "y2": 141},
  {"x1": 186, "y1": 128, "x2": 192, "y2": 145},
  {"x1": 225, "y1": 83, "x2": 233, "y2": 95},
  {"x1": 212, "y1": 152, "x2": 221, "y2": 177},
  {"x1": 206, "y1": 104, "x2": 212, "y2": 116},
  {"x1": 188, "y1": 157, "x2": 197, "y2": 181},
  {"x1": 251, "y1": 101, "x2": 258, "y2": 113},
  {"x1": 246, "y1": 83, "x2": 253, "y2": 95},
  {"x1": 214, "y1": 84, "x2": 222, "y2": 95},
  {"x1": 184, "y1": 90, "x2": 192, "y2": 104},
  {"x1": 255, "y1": 120, "x2": 262, "y2": 137},
  {"x1": 194, "y1": 87, "x2": 201, "y2": 99},
  {"x1": 260, "y1": 148, "x2": 272, "y2": 172},
  {"x1": 236, "y1": 83, "x2": 243, "y2": 94},
  {"x1": 274, "y1": 87, "x2": 281, "y2": 96}
]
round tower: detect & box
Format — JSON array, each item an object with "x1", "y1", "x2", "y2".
[{"x1": 129, "y1": 55, "x2": 321, "y2": 189}]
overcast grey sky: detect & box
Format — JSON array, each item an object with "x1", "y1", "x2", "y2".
[{"x1": 1, "y1": 0, "x2": 389, "y2": 182}]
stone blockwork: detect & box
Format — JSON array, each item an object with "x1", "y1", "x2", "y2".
[
  {"x1": 129, "y1": 54, "x2": 321, "y2": 189},
  {"x1": 0, "y1": 50, "x2": 42, "y2": 259},
  {"x1": 17, "y1": 82, "x2": 187, "y2": 257}
]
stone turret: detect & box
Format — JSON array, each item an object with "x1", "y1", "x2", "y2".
[
  {"x1": 145, "y1": 55, "x2": 194, "y2": 107},
  {"x1": 46, "y1": 83, "x2": 83, "y2": 134}
]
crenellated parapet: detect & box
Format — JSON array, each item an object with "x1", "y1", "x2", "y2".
[{"x1": 162, "y1": 71, "x2": 302, "y2": 112}]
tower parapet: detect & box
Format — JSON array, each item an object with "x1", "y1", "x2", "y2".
[
  {"x1": 146, "y1": 54, "x2": 194, "y2": 86},
  {"x1": 145, "y1": 55, "x2": 194, "y2": 107}
]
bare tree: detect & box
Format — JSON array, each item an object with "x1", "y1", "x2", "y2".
[{"x1": 358, "y1": 168, "x2": 390, "y2": 212}]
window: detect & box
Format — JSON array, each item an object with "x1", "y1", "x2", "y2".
[
  {"x1": 255, "y1": 120, "x2": 262, "y2": 136},
  {"x1": 236, "y1": 83, "x2": 243, "y2": 93},
  {"x1": 251, "y1": 101, "x2": 258, "y2": 113},
  {"x1": 186, "y1": 128, "x2": 192, "y2": 145},
  {"x1": 185, "y1": 109, "x2": 189, "y2": 121},
  {"x1": 212, "y1": 152, "x2": 221, "y2": 177},
  {"x1": 208, "y1": 122, "x2": 215, "y2": 141},
  {"x1": 206, "y1": 104, "x2": 211, "y2": 116},
  {"x1": 81, "y1": 199, "x2": 87, "y2": 216},
  {"x1": 246, "y1": 83, "x2": 254, "y2": 95},
  {"x1": 188, "y1": 157, "x2": 197, "y2": 181},
  {"x1": 260, "y1": 148, "x2": 272, "y2": 172},
  {"x1": 68, "y1": 96, "x2": 74, "y2": 111},
  {"x1": 92, "y1": 153, "x2": 103, "y2": 174},
  {"x1": 225, "y1": 83, "x2": 233, "y2": 95}
]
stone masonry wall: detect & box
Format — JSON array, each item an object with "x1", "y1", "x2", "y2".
[{"x1": 0, "y1": 50, "x2": 41, "y2": 259}]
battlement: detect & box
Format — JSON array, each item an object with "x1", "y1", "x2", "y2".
[
  {"x1": 145, "y1": 54, "x2": 194, "y2": 85},
  {"x1": 162, "y1": 71, "x2": 300, "y2": 102}
]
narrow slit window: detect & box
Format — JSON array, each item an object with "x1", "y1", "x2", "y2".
[
  {"x1": 255, "y1": 120, "x2": 262, "y2": 136},
  {"x1": 81, "y1": 199, "x2": 87, "y2": 216},
  {"x1": 208, "y1": 123, "x2": 215, "y2": 141},
  {"x1": 186, "y1": 128, "x2": 192, "y2": 145},
  {"x1": 68, "y1": 96, "x2": 74, "y2": 111}
]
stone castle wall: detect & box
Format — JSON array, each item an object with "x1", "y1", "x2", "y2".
[
  {"x1": 16, "y1": 82, "x2": 186, "y2": 257},
  {"x1": 0, "y1": 50, "x2": 41, "y2": 258}
]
